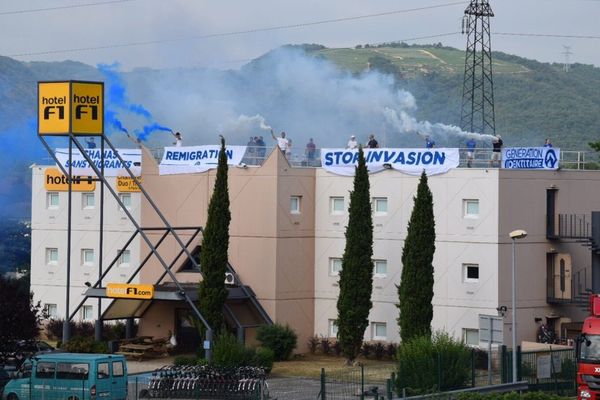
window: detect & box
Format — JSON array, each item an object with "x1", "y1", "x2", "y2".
[
  {"x1": 374, "y1": 260, "x2": 388, "y2": 278},
  {"x1": 372, "y1": 322, "x2": 387, "y2": 340},
  {"x1": 290, "y1": 196, "x2": 301, "y2": 214},
  {"x1": 47, "y1": 192, "x2": 59, "y2": 209},
  {"x1": 36, "y1": 362, "x2": 56, "y2": 379},
  {"x1": 81, "y1": 249, "x2": 94, "y2": 266},
  {"x1": 45, "y1": 303, "x2": 58, "y2": 318},
  {"x1": 373, "y1": 197, "x2": 388, "y2": 215},
  {"x1": 329, "y1": 258, "x2": 342, "y2": 276},
  {"x1": 46, "y1": 248, "x2": 58, "y2": 265},
  {"x1": 330, "y1": 197, "x2": 345, "y2": 215},
  {"x1": 82, "y1": 192, "x2": 95, "y2": 209},
  {"x1": 82, "y1": 305, "x2": 93, "y2": 320},
  {"x1": 328, "y1": 319, "x2": 339, "y2": 337},
  {"x1": 463, "y1": 199, "x2": 479, "y2": 218},
  {"x1": 463, "y1": 328, "x2": 480, "y2": 346},
  {"x1": 112, "y1": 361, "x2": 124, "y2": 377},
  {"x1": 56, "y1": 363, "x2": 89, "y2": 380},
  {"x1": 118, "y1": 193, "x2": 132, "y2": 211},
  {"x1": 118, "y1": 249, "x2": 131, "y2": 267},
  {"x1": 463, "y1": 264, "x2": 479, "y2": 283},
  {"x1": 97, "y1": 363, "x2": 109, "y2": 379}
]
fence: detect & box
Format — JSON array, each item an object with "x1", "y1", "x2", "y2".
[
  {"x1": 319, "y1": 364, "x2": 397, "y2": 400},
  {"x1": 518, "y1": 348, "x2": 576, "y2": 395}
]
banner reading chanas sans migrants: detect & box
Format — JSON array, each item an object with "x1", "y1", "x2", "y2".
[
  {"x1": 502, "y1": 147, "x2": 560, "y2": 170},
  {"x1": 321, "y1": 148, "x2": 460, "y2": 176},
  {"x1": 159, "y1": 145, "x2": 247, "y2": 175},
  {"x1": 55, "y1": 148, "x2": 141, "y2": 177}
]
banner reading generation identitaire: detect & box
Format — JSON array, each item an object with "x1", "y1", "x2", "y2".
[
  {"x1": 55, "y1": 148, "x2": 141, "y2": 177},
  {"x1": 321, "y1": 148, "x2": 460, "y2": 176},
  {"x1": 159, "y1": 145, "x2": 247, "y2": 175},
  {"x1": 502, "y1": 147, "x2": 560, "y2": 170}
]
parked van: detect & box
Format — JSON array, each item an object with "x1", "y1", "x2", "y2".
[{"x1": 2, "y1": 353, "x2": 127, "y2": 400}]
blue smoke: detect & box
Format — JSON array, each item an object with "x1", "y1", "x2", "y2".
[{"x1": 98, "y1": 63, "x2": 170, "y2": 141}]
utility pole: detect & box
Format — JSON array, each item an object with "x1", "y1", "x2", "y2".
[
  {"x1": 562, "y1": 46, "x2": 573, "y2": 73},
  {"x1": 460, "y1": 0, "x2": 496, "y2": 136}
]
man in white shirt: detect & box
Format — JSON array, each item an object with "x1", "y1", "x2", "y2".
[
  {"x1": 172, "y1": 132, "x2": 183, "y2": 147},
  {"x1": 271, "y1": 130, "x2": 289, "y2": 153},
  {"x1": 346, "y1": 135, "x2": 358, "y2": 149}
]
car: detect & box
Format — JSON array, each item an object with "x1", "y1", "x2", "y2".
[{"x1": 0, "y1": 366, "x2": 16, "y2": 397}]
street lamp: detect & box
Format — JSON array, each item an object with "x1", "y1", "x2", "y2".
[{"x1": 509, "y1": 229, "x2": 527, "y2": 383}]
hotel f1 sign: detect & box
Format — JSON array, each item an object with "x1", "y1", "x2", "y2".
[{"x1": 38, "y1": 81, "x2": 104, "y2": 135}]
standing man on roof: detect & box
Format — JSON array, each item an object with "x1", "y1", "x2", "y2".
[
  {"x1": 347, "y1": 135, "x2": 359, "y2": 149},
  {"x1": 271, "y1": 130, "x2": 289, "y2": 155}
]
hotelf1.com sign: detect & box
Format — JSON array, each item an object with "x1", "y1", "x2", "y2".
[
  {"x1": 38, "y1": 81, "x2": 103, "y2": 135},
  {"x1": 502, "y1": 147, "x2": 560, "y2": 170}
]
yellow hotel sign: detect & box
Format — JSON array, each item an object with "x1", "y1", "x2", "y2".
[
  {"x1": 45, "y1": 168, "x2": 96, "y2": 192},
  {"x1": 106, "y1": 283, "x2": 154, "y2": 300},
  {"x1": 38, "y1": 81, "x2": 104, "y2": 135},
  {"x1": 117, "y1": 176, "x2": 142, "y2": 192}
]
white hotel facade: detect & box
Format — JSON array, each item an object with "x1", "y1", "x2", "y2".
[{"x1": 29, "y1": 147, "x2": 600, "y2": 350}]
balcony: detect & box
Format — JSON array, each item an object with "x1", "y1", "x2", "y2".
[{"x1": 546, "y1": 252, "x2": 589, "y2": 306}]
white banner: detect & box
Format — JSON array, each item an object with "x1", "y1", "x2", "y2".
[
  {"x1": 321, "y1": 148, "x2": 460, "y2": 176},
  {"x1": 55, "y1": 148, "x2": 142, "y2": 177},
  {"x1": 502, "y1": 147, "x2": 560, "y2": 170},
  {"x1": 159, "y1": 145, "x2": 247, "y2": 175}
]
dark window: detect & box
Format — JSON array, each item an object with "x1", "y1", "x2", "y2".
[
  {"x1": 56, "y1": 363, "x2": 89, "y2": 380},
  {"x1": 467, "y1": 266, "x2": 479, "y2": 280},
  {"x1": 36, "y1": 362, "x2": 56, "y2": 379},
  {"x1": 179, "y1": 246, "x2": 201, "y2": 272},
  {"x1": 560, "y1": 259, "x2": 566, "y2": 292}
]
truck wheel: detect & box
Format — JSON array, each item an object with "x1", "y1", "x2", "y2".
[{"x1": 7, "y1": 394, "x2": 19, "y2": 400}]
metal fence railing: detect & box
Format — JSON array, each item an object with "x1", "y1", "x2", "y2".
[{"x1": 519, "y1": 348, "x2": 577, "y2": 396}]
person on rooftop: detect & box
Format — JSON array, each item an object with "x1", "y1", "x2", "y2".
[
  {"x1": 366, "y1": 134, "x2": 380, "y2": 149},
  {"x1": 346, "y1": 135, "x2": 359, "y2": 149},
  {"x1": 271, "y1": 130, "x2": 289, "y2": 154},
  {"x1": 172, "y1": 131, "x2": 182, "y2": 147}
]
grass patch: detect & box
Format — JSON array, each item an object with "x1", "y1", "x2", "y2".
[{"x1": 270, "y1": 354, "x2": 396, "y2": 379}]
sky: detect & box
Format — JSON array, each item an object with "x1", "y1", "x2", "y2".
[{"x1": 1, "y1": 0, "x2": 600, "y2": 70}]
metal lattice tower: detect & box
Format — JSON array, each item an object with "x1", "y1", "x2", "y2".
[{"x1": 460, "y1": 0, "x2": 496, "y2": 135}]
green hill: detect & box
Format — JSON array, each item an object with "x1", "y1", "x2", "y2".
[{"x1": 299, "y1": 43, "x2": 600, "y2": 150}]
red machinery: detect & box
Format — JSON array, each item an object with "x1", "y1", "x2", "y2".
[{"x1": 578, "y1": 295, "x2": 600, "y2": 400}]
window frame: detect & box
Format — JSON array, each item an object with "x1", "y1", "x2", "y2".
[
  {"x1": 372, "y1": 322, "x2": 387, "y2": 341},
  {"x1": 463, "y1": 328, "x2": 480, "y2": 346},
  {"x1": 45, "y1": 303, "x2": 58, "y2": 318},
  {"x1": 373, "y1": 259, "x2": 388, "y2": 278},
  {"x1": 81, "y1": 192, "x2": 95, "y2": 209},
  {"x1": 373, "y1": 197, "x2": 388, "y2": 216},
  {"x1": 82, "y1": 305, "x2": 93, "y2": 321},
  {"x1": 328, "y1": 319, "x2": 339, "y2": 338},
  {"x1": 118, "y1": 193, "x2": 132, "y2": 211},
  {"x1": 329, "y1": 258, "x2": 342, "y2": 276},
  {"x1": 47, "y1": 192, "x2": 59, "y2": 209},
  {"x1": 463, "y1": 263, "x2": 480, "y2": 283},
  {"x1": 46, "y1": 248, "x2": 58, "y2": 265},
  {"x1": 330, "y1": 197, "x2": 345, "y2": 215},
  {"x1": 81, "y1": 248, "x2": 94, "y2": 266},
  {"x1": 118, "y1": 249, "x2": 131, "y2": 267},
  {"x1": 290, "y1": 195, "x2": 301, "y2": 214},
  {"x1": 463, "y1": 199, "x2": 480, "y2": 218}
]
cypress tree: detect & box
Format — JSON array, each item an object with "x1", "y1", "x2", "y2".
[
  {"x1": 336, "y1": 147, "x2": 373, "y2": 363},
  {"x1": 198, "y1": 137, "x2": 231, "y2": 335},
  {"x1": 397, "y1": 171, "x2": 436, "y2": 342}
]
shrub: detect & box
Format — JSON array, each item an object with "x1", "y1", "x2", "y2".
[
  {"x1": 396, "y1": 332, "x2": 471, "y2": 395},
  {"x1": 472, "y1": 348, "x2": 488, "y2": 370},
  {"x1": 457, "y1": 393, "x2": 572, "y2": 400},
  {"x1": 373, "y1": 342, "x2": 385, "y2": 360},
  {"x1": 64, "y1": 336, "x2": 107, "y2": 353},
  {"x1": 308, "y1": 336, "x2": 319, "y2": 354},
  {"x1": 253, "y1": 347, "x2": 275, "y2": 373},
  {"x1": 333, "y1": 341, "x2": 343, "y2": 357},
  {"x1": 386, "y1": 343, "x2": 398, "y2": 360},
  {"x1": 361, "y1": 342, "x2": 373, "y2": 358},
  {"x1": 174, "y1": 356, "x2": 198, "y2": 366},
  {"x1": 320, "y1": 337, "x2": 331, "y2": 355},
  {"x1": 45, "y1": 319, "x2": 66, "y2": 340},
  {"x1": 74, "y1": 321, "x2": 94, "y2": 337},
  {"x1": 213, "y1": 333, "x2": 251, "y2": 368},
  {"x1": 256, "y1": 324, "x2": 297, "y2": 361}
]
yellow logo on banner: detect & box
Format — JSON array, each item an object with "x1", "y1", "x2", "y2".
[
  {"x1": 38, "y1": 81, "x2": 104, "y2": 135},
  {"x1": 38, "y1": 82, "x2": 71, "y2": 134},
  {"x1": 44, "y1": 168, "x2": 96, "y2": 191},
  {"x1": 71, "y1": 82, "x2": 103, "y2": 135},
  {"x1": 106, "y1": 283, "x2": 154, "y2": 299},
  {"x1": 117, "y1": 176, "x2": 142, "y2": 192}
]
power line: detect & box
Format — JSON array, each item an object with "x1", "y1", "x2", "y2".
[
  {"x1": 0, "y1": 0, "x2": 136, "y2": 16},
  {"x1": 495, "y1": 32, "x2": 600, "y2": 40},
  {"x1": 7, "y1": 2, "x2": 466, "y2": 57}
]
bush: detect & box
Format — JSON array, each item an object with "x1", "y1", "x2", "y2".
[
  {"x1": 396, "y1": 332, "x2": 471, "y2": 395},
  {"x1": 252, "y1": 347, "x2": 275, "y2": 373},
  {"x1": 386, "y1": 343, "x2": 398, "y2": 360},
  {"x1": 320, "y1": 337, "x2": 331, "y2": 355},
  {"x1": 45, "y1": 319, "x2": 67, "y2": 340},
  {"x1": 74, "y1": 321, "x2": 94, "y2": 337},
  {"x1": 472, "y1": 348, "x2": 488, "y2": 370},
  {"x1": 333, "y1": 341, "x2": 342, "y2": 357},
  {"x1": 361, "y1": 342, "x2": 373, "y2": 358},
  {"x1": 373, "y1": 342, "x2": 385, "y2": 360},
  {"x1": 457, "y1": 393, "x2": 572, "y2": 400},
  {"x1": 63, "y1": 336, "x2": 107, "y2": 353},
  {"x1": 256, "y1": 324, "x2": 297, "y2": 361},
  {"x1": 308, "y1": 336, "x2": 319, "y2": 354},
  {"x1": 174, "y1": 356, "x2": 198, "y2": 366}
]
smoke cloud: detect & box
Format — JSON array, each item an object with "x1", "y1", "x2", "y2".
[{"x1": 118, "y1": 47, "x2": 490, "y2": 149}]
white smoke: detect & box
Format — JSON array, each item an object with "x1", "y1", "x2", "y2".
[
  {"x1": 383, "y1": 107, "x2": 496, "y2": 142},
  {"x1": 111, "y1": 47, "x2": 494, "y2": 149}
]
